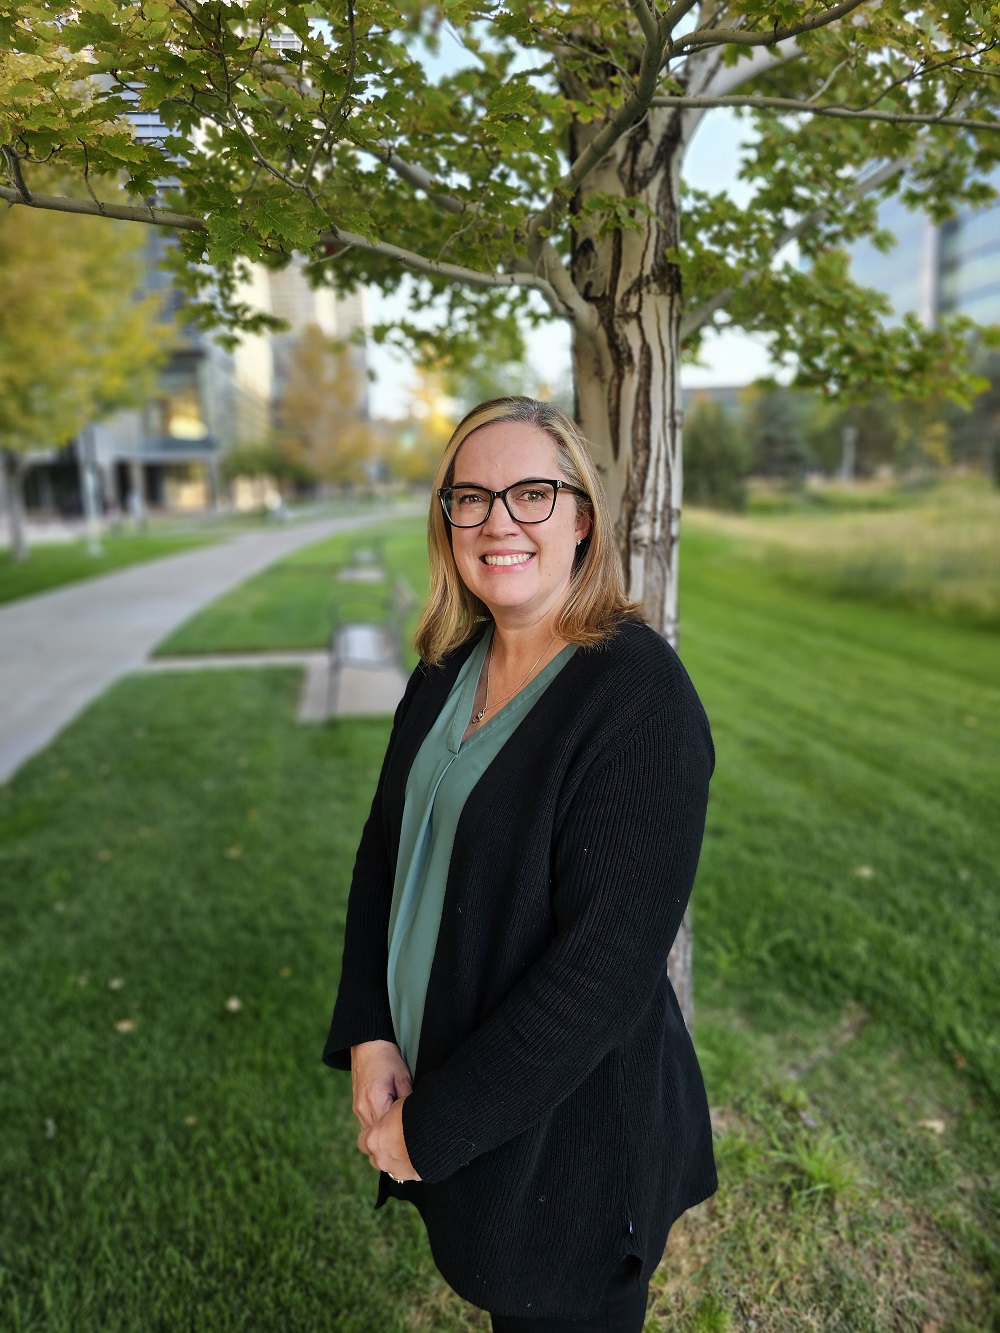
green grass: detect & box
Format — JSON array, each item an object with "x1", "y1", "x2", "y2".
[
  {"x1": 1, "y1": 507, "x2": 998, "y2": 1330},
  {"x1": 155, "y1": 517, "x2": 430, "y2": 666},
  {"x1": 693, "y1": 475, "x2": 1000, "y2": 630},
  {"x1": 0, "y1": 532, "x2": 216, "y2": 606}
]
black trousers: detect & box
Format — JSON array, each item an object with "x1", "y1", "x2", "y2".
[{"x1": 489, "y1": 1258, "x2": 648, "y2": 1333}]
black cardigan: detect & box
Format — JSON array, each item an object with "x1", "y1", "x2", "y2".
[{"x1": 324, "y1": 619, "x2": 717, "y2": 1318}]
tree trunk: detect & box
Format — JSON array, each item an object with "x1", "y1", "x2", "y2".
[
  {"x1": 1, "y1": 449, "x2": 29, "y2": 563},
  {"x1": 569, "y1": 105, "x2": 695, "y2": 1027},
  {"x1": 77, "y1": 428, "x2": 104, "y2": 556}
]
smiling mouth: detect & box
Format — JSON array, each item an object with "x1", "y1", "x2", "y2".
[{"x1": 482, "y1": 553, "x2": 534, "y2": 566}]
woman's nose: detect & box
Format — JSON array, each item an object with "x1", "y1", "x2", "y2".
[{"x1": 482, "y1": 496, "x2": 520, "y2": 535}]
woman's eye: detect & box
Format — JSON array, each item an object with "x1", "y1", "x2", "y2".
[
  {"x1": 457, "y1": 490, "x2": 487, "y2": 506},
  {"x1": 517, "y1": 488, "x2": 546, "y2": 503}
]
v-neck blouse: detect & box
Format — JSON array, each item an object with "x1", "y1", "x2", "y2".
[{"x1": 386, "y1": 628, "x2": 577, "y2": 1075}]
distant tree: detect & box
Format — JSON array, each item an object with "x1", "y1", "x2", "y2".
[
  {"x1": 948, "y1": 351, "x2": 1000, "y2": 483},
  {"x1": 278, "y1": 324, "x2": 377, "y2": 489},
  {"x1": 744, "y1": 387, "x2": 818, "y2": 483},
  {"x1": 811, "y1": 392, "x2": 956, "y2": 477},
  {"x1": 386, "y1": 367, "x2": 455, "y2": 485},
  {"x1": 0, "y1": 197, "x2": 168, "y2": 561},
  {"x1": 220, "y1": 438, "x2": 308, "y2": 488},
  {"x1": 683, "y1": 399, "x2": 750, "y2": 511}
]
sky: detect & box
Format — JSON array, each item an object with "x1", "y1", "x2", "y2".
[{"x1": 363, "y1": 49, "x2": 778, "y2": 419}]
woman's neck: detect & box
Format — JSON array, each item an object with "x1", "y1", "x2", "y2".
[{"x1": 490, "y1": 619, "x2": 565, "y2": 672}]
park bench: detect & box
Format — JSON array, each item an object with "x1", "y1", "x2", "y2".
[{"x1": 327, "y1": 568, "x2": 414, "y2": 715}]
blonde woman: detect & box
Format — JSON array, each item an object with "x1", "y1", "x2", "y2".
[{"x1": 325, "y1": 397, "x2": 716, "y2": 1331}]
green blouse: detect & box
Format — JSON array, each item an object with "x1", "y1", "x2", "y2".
[{"x1": 386, "y1": 628, "x2": 578, "y2": 1075}]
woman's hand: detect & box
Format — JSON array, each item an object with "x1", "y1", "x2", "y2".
[
  {"x1": 357, "y1": 1097, "x2": 421, "y2": 1182},
  {"x1": 350, "y1": 1039, "x2": 412, "y2": 1130}
]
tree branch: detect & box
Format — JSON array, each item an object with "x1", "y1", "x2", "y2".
[
  {"x1": 316, "y1": 226, "x2": 571, "y2": 314},
  {"x1": 302, "y1": 0, "x2": 357, "y2": 190},
  {"x1": 371, "y1": 142, "x2": 474, "y2": 215},
  {"x1": 0, "y1": 184, "x2": 206, "y2": 230},
  {"x1": 686, "y1": 38, "x2": 805, "y2": 98},
  {"x1": 659, "y1": 0, "x2": 700, "y2": 38},
  {"x1": 654, "y1": 92, "x2": 1000, "y2": 132},
  {"x1": 1, "y1": 146, "x2": 33, "y2": 202},
  {"x1": 675, "y1": 0, "x2": 870, "y2": 55},
  {"x1": 528, "y1": 0, "x2": 667, "y2": 240},
  {"x1": 679, "y1": 158, "x2": 906, "y2": 340}
]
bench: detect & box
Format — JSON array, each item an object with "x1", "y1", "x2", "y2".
[{"x1": 327, "y1": 574, "x2": 414, "y2": 714}]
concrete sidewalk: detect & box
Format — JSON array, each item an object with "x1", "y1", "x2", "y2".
[{"x1": 0, "y1": 512, "x2": 409, "y2": 784}]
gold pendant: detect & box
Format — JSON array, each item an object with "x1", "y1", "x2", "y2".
[{"x1": 474, "y1": 708, "x2": 487, "y2": 723}]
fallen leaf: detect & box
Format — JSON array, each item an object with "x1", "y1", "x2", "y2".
[
  {"x1": 853, "y1": 865, "x2": 875, "y2": 879},
  {"x1": 916, "y1": 1119, "x2": 946, "y2": 1134},
  {"x1": 107, "y1": 977, "x2": 125, "y2": 992},
  {"x1": 44, "y1": 1117, "x2": 56, "y2": 1140},
  {"x1": 184, "y1": 1115, "x2": 198, "y2": 1126},
  {"x1": 953, "y1": 1052, "x2": 967, "y2": 1069},
  {"x1": 114, "y1": 1019, "x2": 136, "y2": 1033},
  {"x1": 279, "y1": 966, "x2": 293, "y2": 979},
  {"x1": 224, "y1": 995, "x2": 243, "y2": 1013},
  {"x1": 52, "y1": 900, "x2": 66, "y2": 913}
]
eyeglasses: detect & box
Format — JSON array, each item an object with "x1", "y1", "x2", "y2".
[{"x1": 438, "y1": 478, "x2": 590, "y2": 528}]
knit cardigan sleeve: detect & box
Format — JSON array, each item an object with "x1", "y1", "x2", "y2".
[
  {"x1": 323, "y1": 664, "x2": 426, "y2": 1070},
  {"x1": 400, "y1": 671, "x2": 714, "y2": 1183}
]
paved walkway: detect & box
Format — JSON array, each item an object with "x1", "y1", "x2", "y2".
[{"x1": 0, "y1": 513, "x2": 409, "y2": 784}]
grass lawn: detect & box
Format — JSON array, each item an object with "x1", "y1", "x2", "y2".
[
  {"x1": 0, "y1": 532, "x2": 216, "y2": 606},
  {"x1": 693, "y1": 474, "x2": 1000, "y2": 631},
  {"x1": 1, "y1": 505, "x2": 997, "y2": 1330},
  {"x1": 155, "y1": 517, "x2": 430, "y2": 667}
]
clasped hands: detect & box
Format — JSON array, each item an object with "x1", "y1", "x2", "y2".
[{"x1": 351, "y1": 1039, "x2": 421, "y2": 1182}]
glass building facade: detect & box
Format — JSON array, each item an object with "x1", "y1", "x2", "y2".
[{"x1": 850, "y1": 167, "x2": 1000, "y2": 328}]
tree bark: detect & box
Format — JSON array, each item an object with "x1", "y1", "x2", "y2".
[
  {"x1": 1, "y1": 450, "x2": 29, "y2": 563},
  {"x1": 568, "y1": 104, "x2": 695, "y2": 1027}
]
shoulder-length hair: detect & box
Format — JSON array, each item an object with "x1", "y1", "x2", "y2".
[{"x1": 414, "y1": 396, "x2": 641, "y2": 667}]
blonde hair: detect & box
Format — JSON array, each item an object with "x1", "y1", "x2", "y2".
[{"x1": 414, "y1": 397, "x2": 641, "y2": 667}]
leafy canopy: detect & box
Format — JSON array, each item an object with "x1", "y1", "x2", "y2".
[{"x1": 2, "y1": 2, "x2": 1000, "y2": 400}]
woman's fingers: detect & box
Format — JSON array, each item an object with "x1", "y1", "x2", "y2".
[
  {"x1": 354, "y1": 1089, "x2": 394, "y2": 1129},
  {"x1": 355, "y1": 1099, "x2": 421, "y2": 1181}
]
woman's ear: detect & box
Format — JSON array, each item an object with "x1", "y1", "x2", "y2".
[{"x1": 575, "y1": 509, "x2": 593, "y2": 543}]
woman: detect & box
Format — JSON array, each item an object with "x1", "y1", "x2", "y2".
[{"x1": 324, "y1": 397, "x2": 717, "y2": 1331}]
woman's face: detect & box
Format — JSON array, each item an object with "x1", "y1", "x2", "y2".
[{"x1": 448, "y1": 419, "x2": 592, "y2": 630}]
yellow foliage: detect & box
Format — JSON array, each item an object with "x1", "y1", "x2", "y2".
[{"x1": 0, "y1": 191, "x2": 170, "y2": 454}]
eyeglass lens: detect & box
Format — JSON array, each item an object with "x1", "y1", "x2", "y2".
[{"x1": 445, "y1": 481, "x2": 557, "y2": 526}]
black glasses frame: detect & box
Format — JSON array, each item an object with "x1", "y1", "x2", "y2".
[{"x1": 437, "y1": 477, "x2": 590, "y2": 528}]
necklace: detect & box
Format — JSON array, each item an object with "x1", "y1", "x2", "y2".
[{"x1": 473, "y1": 634, "x2": 556, "y2": 724}]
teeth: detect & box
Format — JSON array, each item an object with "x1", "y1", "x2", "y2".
[{"x1": 484, "y1": 554, "x2": 532, "y2": 566}]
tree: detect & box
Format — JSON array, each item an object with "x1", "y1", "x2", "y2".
[
  {"x1": 5, "y1": 0, "x2": 1000, "y2": 1017},
  {"x1": 948, "y1": 350, "x2": 1000, "y2": 482},
  {"x1": 387, "y1": 365, "x2": 457, "y2": 483},
  {"x1": 683, "y1": 398, "x2": 750, "y2": 510},
  {"x1": 0, "y1": 194, "x2": 168, "y2": 560},
  {"x1": 744, "y1": 386, "x2": 818, "y2": 483},
  {"x1": 278, "y1": 323, "x2": 376, "y2": 488}
]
